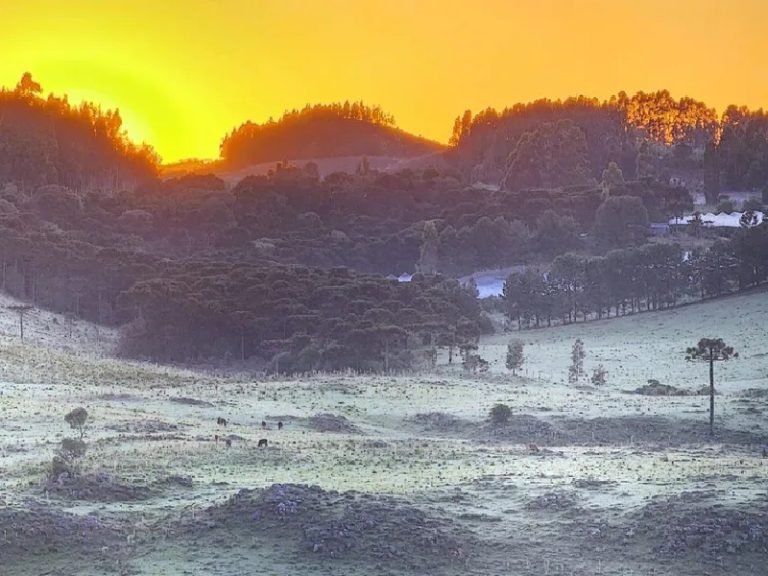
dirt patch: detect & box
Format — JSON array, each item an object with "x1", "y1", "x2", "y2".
[
  {"x1": 308, "y1": 413, "x2": 362, "y2": 434},
  {"x1": 182, "y1": 483, "x2": 476, "y2": 572}
]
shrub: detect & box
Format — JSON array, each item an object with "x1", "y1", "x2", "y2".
[
  {"x1": 489, "y1": 403, "x2": 512, "y2": 425},
  {"x1": 65, "y1": 407, "x2": 88, "y2": 439},
  {"x1": 591, "y1": 364, "x2": 607, "y2": 385},
  {"x1": 716, "y1": 199, "x2": 735, "y2": 214}
]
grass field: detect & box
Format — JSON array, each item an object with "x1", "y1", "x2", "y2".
[{"x1": 1, "y1": 289, "x2": 766, "y2": 575}]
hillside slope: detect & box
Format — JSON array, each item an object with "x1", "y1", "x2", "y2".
[{"x1": 220, "y1": 110, "x2": 444, "y2": 169}]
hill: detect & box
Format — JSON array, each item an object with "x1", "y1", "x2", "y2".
[
  {"x1": 0, "y1": 73, "x2": 158, "y2": 192},
  {"x1": 219, "y1": 102, "x2": 444, "y2": 169}
]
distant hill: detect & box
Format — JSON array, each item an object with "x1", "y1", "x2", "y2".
[
  {"x1": 219, "y1": 102, "x2": 444, "y2": 169},
  {"x1": 0, "y1": 73, "x2": 158, "y2": 192}
]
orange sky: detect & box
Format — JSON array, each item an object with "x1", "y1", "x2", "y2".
[{"x1": 2, "y1": 0, "x2": 767, "y2": 162}]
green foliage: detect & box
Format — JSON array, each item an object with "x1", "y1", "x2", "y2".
[{"x1": 489, "y1": 403, "x2": 512, "y2": 425}]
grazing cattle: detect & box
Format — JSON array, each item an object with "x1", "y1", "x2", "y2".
[
  {"x1": 261, "y1": 420, "x2": 268, "y2": 430},
  {"x1": 217, "y1": 417, "x2": 228, "y2": 426},
  {"x1": 527, "y1": 444, "x2": 540, "y2": 453},
  {"x1": 258, "y1": 438, "x2": 268, "y2": 448},
  {"x1": 225, "y1": 438, "x2": 232, "y2": 448},
  {"x1": 277, "y1": 421, "x2": 283, "y2": 430},
  {"x1": 214, "y1": 434, "x2": 219, "y2": 443}
]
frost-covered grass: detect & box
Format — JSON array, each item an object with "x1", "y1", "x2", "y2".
[{"x1": 1, "y1": 289, "x2": 767, "y2": 575}]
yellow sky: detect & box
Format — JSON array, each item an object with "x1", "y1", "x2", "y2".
[{"x1": 2, "y1": 0, "x2": 766, "y2": 162}]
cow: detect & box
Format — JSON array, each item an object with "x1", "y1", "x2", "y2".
[
  {"x1": 277, "y1": 421, "x2": 283, "y2": 430},
  {"x1": 258, "y1": 438, "x2": 268, "y2": 448},
  {"x1": 217, "y1": 417, "x2": 228, "y2": 426}
]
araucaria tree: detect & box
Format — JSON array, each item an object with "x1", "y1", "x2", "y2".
[
  {"x1": 568, "y1": 338, "x2": 586, "y2": 384},
  {"x1": 506, "y1": 339, "x2": 524, "y2": 375},
  {"x1": 686, "y1": 338, "x2": 737, "y2": 436}
]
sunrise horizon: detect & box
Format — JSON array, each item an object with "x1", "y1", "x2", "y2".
[{"x1": 3, "y1": 0, "x2": 768, "y2": 162}]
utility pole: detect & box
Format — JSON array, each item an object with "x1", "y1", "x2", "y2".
[{"x1": 7, "y1": 304, "x2": 34, "y2": 343}]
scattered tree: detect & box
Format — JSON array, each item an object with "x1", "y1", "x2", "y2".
[
  {"x1": 505, "y1": 338, "x2": 525, "y2": 375},
  {"x1": 568, "y1": 338, "x2": 586, "y2": 384},
  {"x1": 65, "y1": 407, "x2": 88, "y2": 439},
  {"x1": 685, "y1": 338, "x2": 737, "y2": 436}
]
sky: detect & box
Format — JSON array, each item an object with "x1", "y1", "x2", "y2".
[{"x1": 2, "y1": 0, "x2": 767, "y2": 162}]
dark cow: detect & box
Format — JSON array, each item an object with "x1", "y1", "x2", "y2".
[
  {"x1": 258, "y1": 438, "x2": 268, "y2": 448},
  {"x1": 217, "y1": 417, "x2": 228, "y2": 426},
  {"x1": 277, "y1": 421, "x2": 283, "y2": 430}
]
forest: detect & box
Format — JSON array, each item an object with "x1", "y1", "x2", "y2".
[{"x1": 1, "y1": 74, "x2": 768, "y2": 372}]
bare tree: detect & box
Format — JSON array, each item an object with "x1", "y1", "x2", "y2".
[{"x1": 686, "y1": 338, "x2": 738, "y2": 436}]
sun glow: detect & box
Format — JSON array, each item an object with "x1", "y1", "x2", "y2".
[{"x1": 2, "y1": 0, "x2": 767, "y2": 162}]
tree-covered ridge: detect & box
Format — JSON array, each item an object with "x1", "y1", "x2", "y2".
[
  {"x1": 446, "y1": 91, "x2": 749, "y2": 190},
  {"x1": 220, "y1": 101, "x2": 443, "y2": 168},
  {"x1": 0, "y1": 73, "x2": 158, "y2": 191}
]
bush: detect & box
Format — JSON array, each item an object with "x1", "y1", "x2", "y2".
[
  {"x1": 65, "y1": 407, "x2": 88, "y2": 439},
  {"x1": 591, "y1": 364, "x2": 608, "y2": 386},
  {"x1": 49, "y1": 437, "x2": 87, "y2": 481},
  {"x1": 716, "y1": 199, "x2": 735, "y2": 214},
  {"x1": 742, "y1": 197, "x2": 764, "y2": 212},
  {"x1": 489, "y1": 403, "x2": 512, "y2": 425}
]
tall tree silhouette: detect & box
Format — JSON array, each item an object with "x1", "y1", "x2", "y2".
[{"x1": 686, "y1": 338, "x2": 738, "y2": 436}]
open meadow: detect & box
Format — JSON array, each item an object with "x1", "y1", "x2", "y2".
[{"x1": 1, "y1": 290, "x2": 766, "y2": 576}]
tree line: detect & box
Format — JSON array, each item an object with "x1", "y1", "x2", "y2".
[
  {"x1": 0, "y1": 73, "x2": 158, "y2": 192},
  {"x1": 502, "y1": 223, "x2": 768, "y2": 328}
]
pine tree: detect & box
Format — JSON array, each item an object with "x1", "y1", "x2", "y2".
[
  {"x1": 568, "y1": 338, "x2": 586, "y2": 384},
  {"x1": 686, "y1": 338, "x2": 738, "y2": 436}
]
